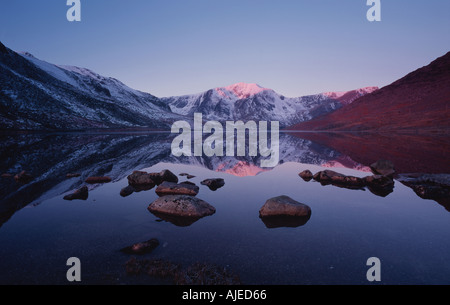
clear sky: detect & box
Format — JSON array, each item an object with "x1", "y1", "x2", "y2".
[{"x1": 1, "y1": 0, "x2": 449, "y2": 97}]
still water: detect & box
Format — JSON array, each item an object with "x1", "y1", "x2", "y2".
[{"x1": 0, "y1": 132, "x2": 449, "y2": 285}]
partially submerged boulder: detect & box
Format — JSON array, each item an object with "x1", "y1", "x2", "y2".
[
  {"x1": 313, "y1": 170, "x2": 364, "y2": 189},
  {"x1": 201, "y1": 178, "x2": 225, "y2": 191},
  {"x1": 120, "y1": 238, "x2": 160, "y2": 255},
  {"x1": 159, "y1": 170, "x2": 179, "y2": 184},
  {"x1": 313, "y1": 170, "x2": 346, "y2": 183},
  {"x1": 259, "y1": 196, "x2": 312, "y2": 229},
  {"x1": 120, "y1": 185, "x2": 136, "y2": 197},
  {"x1": 148, "y1": 195, "x2": 215, "y2": 225},
  {"x1": 299, "y1": 170, "x2": 313, "y2": 181},
  {"x1": 134, "y1": 169, "x2": 178, "y2": 186},
  {"x1": 370, "y1": 160, "x2": 395, "y2": 177},
  {"x1": 155, "y1": 181, "x2": 199, "y2": 197},
  {"x1": 63, "y1": 186, "x2": 89, "y2": 201},
  {"x1": 127, "y1": 171, "x2": 155, "y2": 188},
  {"x1": 364, "y1": 175, "x2": 395, "y2": 188},
  {"x1": 260, "y1": 195, "x2": 311, "y2": 218}
]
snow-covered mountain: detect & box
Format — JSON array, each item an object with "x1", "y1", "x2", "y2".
[
  {"x1": 0, "y1": 42, "x2": 183, "y2": 130},
  {"x1": 0, "y1": 40, "x2": 377, "y2": 130},
  {"x1": 162, "y1": 82, "x2": 378, "y2": 128}
]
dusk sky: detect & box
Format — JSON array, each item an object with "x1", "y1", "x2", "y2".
[{"x1": 1, "y1": 0, "x2": 449, "y2": 97}]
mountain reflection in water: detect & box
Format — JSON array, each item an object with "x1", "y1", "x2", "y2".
[
  {"x1": 1, "y1": 132, "x2": 449, "y2": 229},
  {"x1": 1, "y1": 131, "x2": 450, "y2": 285}
]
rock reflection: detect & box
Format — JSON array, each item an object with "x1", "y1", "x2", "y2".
[
  {"x1": 261, "y1": 215, "x2": 312, "y2": 229},
  {"x1": 1, "y1": 132, "x2": 449, "y2": 229},
  {"x1": 300, "y1": 168, "x2": 395, "y2": 198},
  {"x1": 398, "y1": 174, "x2": 450, "y2": 212}
]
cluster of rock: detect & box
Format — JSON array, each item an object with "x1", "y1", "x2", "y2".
[
  {"x1": 397, "y1": 173, "x2": 450, "y2": 212},
  {"x1": 118, "y1": 169, "x2": 225, "y2": 227},
  {"x1": 63, "y1": 174, "x2": 112, "y2": 201},
  {"x1": 120, "y1": 169, "x2": 179, "y2": 197},
  {"x1": 299, "y1": 160, "x2": 396, "y2": 197}
]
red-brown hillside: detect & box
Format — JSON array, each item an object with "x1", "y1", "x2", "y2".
[{"x1": 289, "y1": 52, "x2": 450, "y2": 132}]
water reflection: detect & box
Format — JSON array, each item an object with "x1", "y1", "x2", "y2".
[{"x1": 0, "y1": 132, "x2": 449, "y2": 229}]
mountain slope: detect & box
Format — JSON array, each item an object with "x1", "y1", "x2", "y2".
[
  {"x1": 0, "y1": 42, "x2": 182, "y2": 130},
  {"x1": 162, "y1": 83, "x2": 377, "y2": 128},
  {"x1": 289, "y1": 52, "x2": 450, "y2": 132}
]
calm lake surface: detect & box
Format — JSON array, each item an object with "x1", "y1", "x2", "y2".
[{"x1": 0, "y1": 132, "x2": 449, "y2": 285}]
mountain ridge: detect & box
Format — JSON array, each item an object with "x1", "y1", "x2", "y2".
[
  {"x1": 0, "y1": 40, "x2": 378, "y2": 131},
  {"x1": 289, "y1": 52, "x2": 450, "y2": 132},
  {"x1": 0, "y1": 44, "x2": 184, "y2": 130},
  {"x1": 162, "y1": 83, "x2": 377, "y2": 128}
]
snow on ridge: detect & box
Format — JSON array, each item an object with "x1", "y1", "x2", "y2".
[{"x1": 18, "y1": 52, "x2": 79, "y2": 88}]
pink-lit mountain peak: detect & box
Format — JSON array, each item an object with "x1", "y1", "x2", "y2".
[
  {"x1": 322, "y1": 87, "x2": 379, "y2": 106},
  {"x1": 322, "y1": 87, "x2": 379, "y2": 99},
  {"x1": 216, "y1": 82, "x2": 270, "y2": 99}
]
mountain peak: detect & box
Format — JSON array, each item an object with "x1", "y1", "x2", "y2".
[
  {"x1": 217, "y1": 82, "x2": 270, "y2": 99},
  {"x1": 322, "y1": 86, "x2": 379, "y2": 99}
]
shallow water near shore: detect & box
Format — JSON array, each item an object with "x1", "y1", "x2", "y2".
[{"x1": 0, "y1": 132, "x2": 449, "y2": 285}]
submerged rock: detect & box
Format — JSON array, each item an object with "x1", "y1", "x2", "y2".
[
  {"x1": 144, "y1": 169, "x2": 178, "y2": 185},
  {"x1": 363, "y1": 175, "x2": 395, "y2": 197},
  {"x1": 155, "y1": 181, "x2": 199, "y2": 197},
  {"x1": 63, "y1": 186, "x2": 89, "y2": 201},
  {"x1": 201, "y1": 178, "x2": 225, "y2": 191},
  {"x1": 85, "y1": 176, "x2": 112, "y2": 184},
  {"x1": 120, "y1": 185, "x2": 136, "y2": 197},
  {"x1": 125, "y1": 257, "x2": 181, "y2": 279},
  {"x1": 370, "y1": 160, "x2": 395, "y2": 177},
  {"x1": 14, "y1": 171, "x2": 33, "y2": 184},
  {"x1": 364, "y1": 175, "x2": 395, "y2": 188},
  {"x1": 125, "y1": 258, "x2": 241, "y2": 285},
  {"x1": 120, "y1": 238, "x2": 160, "y2": 255},
  {"x1": 127, "y1": 171, "x2": 155, "y2": 188},
  {"x1": 159, "y1": 170, "x2": 179, "y2": 184},
  {"x1": 148, "y1": 195, "x2": 215, "y2": 223},
  {"x1": 313, "y1": 170, "x2": 346, "y2": 183},
  {"x1": 313, "y1": 170, "x2": 364, "y2": 189},
  {"x1": 299, "y1": 170, "x2": 313, "y2": 181}
]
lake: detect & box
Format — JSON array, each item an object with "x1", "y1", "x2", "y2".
[{"x1": 0, "y1": 131, "x2": 449, "y2": 285}]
